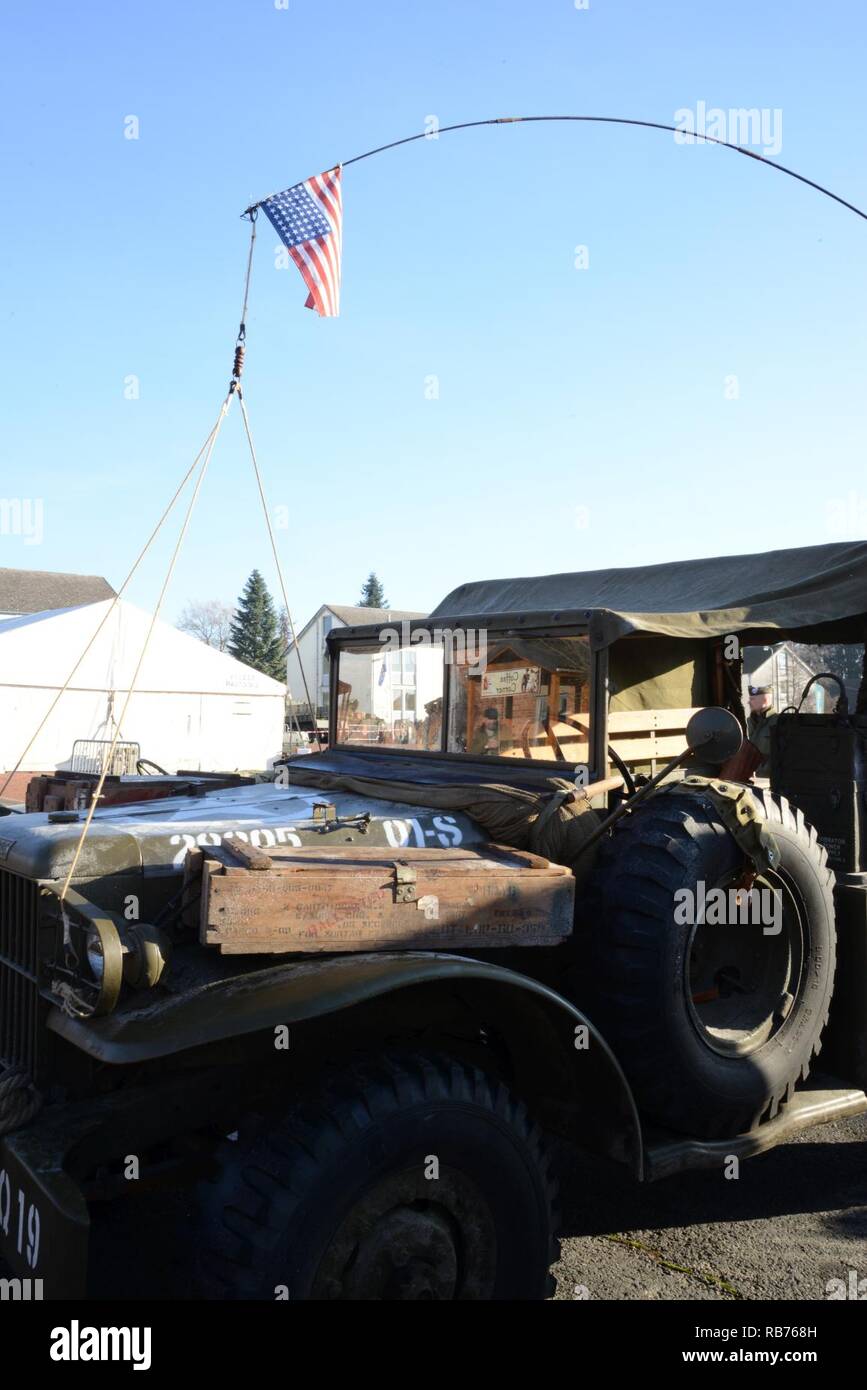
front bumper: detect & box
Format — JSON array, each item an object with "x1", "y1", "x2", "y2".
[
  {"x1": 0, "y1": 1112, "x2": 90, "y2": 1298},
  {"x1": 0, "y1": 1067, "x2": 240, "y2": 1300}
]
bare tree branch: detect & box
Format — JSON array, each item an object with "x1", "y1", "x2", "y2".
[{"x1": 177, "y1": 600, "x2": 234, "y2": 652}]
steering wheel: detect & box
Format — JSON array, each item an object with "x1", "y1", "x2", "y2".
[
  {"x1": 519, "y1": 711, "x2": 636, "y2": 796},
  {"x1": 606, "y1": 744, "x2": 636, "y2": 798},
  {"x1": 521, "y1": 718, "x2": 566, "y2": 760},
  {"x1": 136, "y1": 758, "x2": 169, "y2": 776},
  {"x1": 521, "y1": 711, "x2": 592, "y2": 763}
]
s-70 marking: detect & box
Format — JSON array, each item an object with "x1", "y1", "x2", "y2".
[{"x1": 383, "y1": 816, "x2": 462, "y2": 848}]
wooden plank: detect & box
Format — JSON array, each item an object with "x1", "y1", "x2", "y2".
[
  {"x1": 221, "y1": 835, "x2": 274, "y2": 871},
  {"x1": 199, "y1": 844, "x2": 574, "y2": 954},
  {"x1": 25, "y1": 777, "x2": 48, "y2": 812},
  {"x1": 607, "y1": 706, "x2": 699, "y2": 764},
  {"x1": 608, "y1": 732, "x2": 689, "y2": 761},
  {"x1": 202, "y1": 844, "x2": 559, "y2": 872},
  {"x1": 181, "y1": 846, "x2": 204, "y2": 931},
  {"x1": 607, "y1": 707, "x2": 701, "y2": 732}
]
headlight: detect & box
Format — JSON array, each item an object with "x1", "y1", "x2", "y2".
[
  {"x1": 56, "y1": 895, "x2": 125, "y2": 1016},
  {"x1": 85, "y1": 927, "x2": 105, "y2": 981}
]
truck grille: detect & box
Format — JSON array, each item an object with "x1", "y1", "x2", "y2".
[{"x1": 0, "y1": 869, "x2": 40, "y2": 1075}]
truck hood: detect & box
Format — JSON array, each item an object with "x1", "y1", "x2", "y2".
[{"x1": 0, "y1": 783, "x2": 485, "y2": 883}]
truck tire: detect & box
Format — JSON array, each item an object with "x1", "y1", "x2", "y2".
[
  {"x1": 196, "y1": 1052, "x2": 558, "y2": 1300},
  {"x1": 579, "y1": 787, "x2": 835, "y2": 1139}
]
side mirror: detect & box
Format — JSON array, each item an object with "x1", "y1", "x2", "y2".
[{"x1": 686, "y1": 707, "x2": 743, "y2": 765}]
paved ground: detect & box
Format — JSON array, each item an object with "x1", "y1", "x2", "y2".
[{"x1": 549, "y1": 1111, "x2": 867, "y2": 1301}]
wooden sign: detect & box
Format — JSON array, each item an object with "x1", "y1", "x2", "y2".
[
  {"x1": 196, "y1": 842, "x2": 574, "y2": 955},
  {"x1": 481, "y1": 666, "x2": 541, "y2": 697}
]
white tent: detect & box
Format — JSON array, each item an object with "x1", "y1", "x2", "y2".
[{"x1": 0, "y1": 599, "x2": 286, "y2": 777}]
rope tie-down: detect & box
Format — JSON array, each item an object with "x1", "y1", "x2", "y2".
[
  {"x1": 0, "y1": 214, "x2": 322, "y2": 1066},
  {"x1": 51, "y1": 218, "x2": 318, "y2": 909}
]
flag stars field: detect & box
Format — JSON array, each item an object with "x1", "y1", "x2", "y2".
[{"x1": 260, "y1": 167, "x2": 343, "y2": 318}]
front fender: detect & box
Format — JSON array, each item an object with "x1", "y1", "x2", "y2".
[{"x1": 49, "y1": 951, "x2": 643, "y2": 1174}]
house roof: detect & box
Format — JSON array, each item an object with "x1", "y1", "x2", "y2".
[
  {"x1": 746, "y1": 642, "x2": 821, "y2": 678},
  {"x1": 0, "y1": 567, "x2": 115, "y2": 615},
  {"x1": 326, "y1": 604, "x2": 426, "y2": 626},
  {"x1": 289, "y1": 603, "x2": 426, "y2": 647}
]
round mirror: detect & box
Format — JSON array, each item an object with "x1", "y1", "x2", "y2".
[{"x1": 685, "y1": 707, "x2": 743, "y2": 765}]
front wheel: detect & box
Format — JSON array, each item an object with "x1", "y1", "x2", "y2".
[{"x1": 196, "y1": 1053, "x2": 558, "y2": 1300}]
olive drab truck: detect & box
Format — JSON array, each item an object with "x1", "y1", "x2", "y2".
[{"x1": 1, "y1": 538, "x2": 866, "y2": 1299}]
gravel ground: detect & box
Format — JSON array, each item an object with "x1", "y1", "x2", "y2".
[{"x1": 550, "y1": 1110, "x2": 867, "y2": 1301}]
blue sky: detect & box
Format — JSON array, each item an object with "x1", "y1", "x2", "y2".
[{"x1": 1, "y1": 0, "x2": 865, "y2": 628}]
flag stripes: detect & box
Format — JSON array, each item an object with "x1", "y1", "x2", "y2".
[{"x1": 261, "y1": 166, "x2": 343, "y2": 318}]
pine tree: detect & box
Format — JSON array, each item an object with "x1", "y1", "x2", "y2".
[
  {"x1": 228, "y1": 570, "x2": 286, "y2": 680},
  {"x1": 358, "y1": 572, "x2": 388, "y2": 609}
]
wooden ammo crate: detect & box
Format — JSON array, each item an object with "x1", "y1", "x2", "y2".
[{"x1": 196, "y1": 841, "x2": 574, "y2": 954}]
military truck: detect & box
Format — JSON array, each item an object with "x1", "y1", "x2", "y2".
[{"x1": 1, "y1": 539, "x2": 865, "y2": 1300}]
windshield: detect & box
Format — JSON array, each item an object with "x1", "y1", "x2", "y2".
[
  {"x1": 446, "y1": 635, "x2": 591, "y2": 763},
  {"x1": 335, "y1": 639, "x2": 445, "y2": 749}
]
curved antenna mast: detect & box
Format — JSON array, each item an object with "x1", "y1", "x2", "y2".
[{"x1": 244, "y1": 114, "x2": 867, "y2": 223}]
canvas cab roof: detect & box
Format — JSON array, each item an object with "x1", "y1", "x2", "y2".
[{"x1": 427, "y1": 540, "x2": 867, "y2": 649}]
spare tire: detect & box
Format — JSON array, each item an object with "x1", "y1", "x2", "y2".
[{"x1": 577, "y1": 787, "x2": 835, "y2": 1139}]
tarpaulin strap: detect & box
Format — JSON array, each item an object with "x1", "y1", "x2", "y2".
[
  {"x1": 527, "y1": 789, "x2": 583, "y2": 850},
  {"x1": 530, "y1": 786, "x2": 577, "y2": 841},
  {"x1": 656, "y1": 775, "x2": 781, "y2": 873},
  {"x1": 530, "y1": 788, "x2": 602, "y2": 889}
]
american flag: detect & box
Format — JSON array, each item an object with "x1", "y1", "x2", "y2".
[{"x1": 261, "y1": 167, "x2": 343, "y2": 318}]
